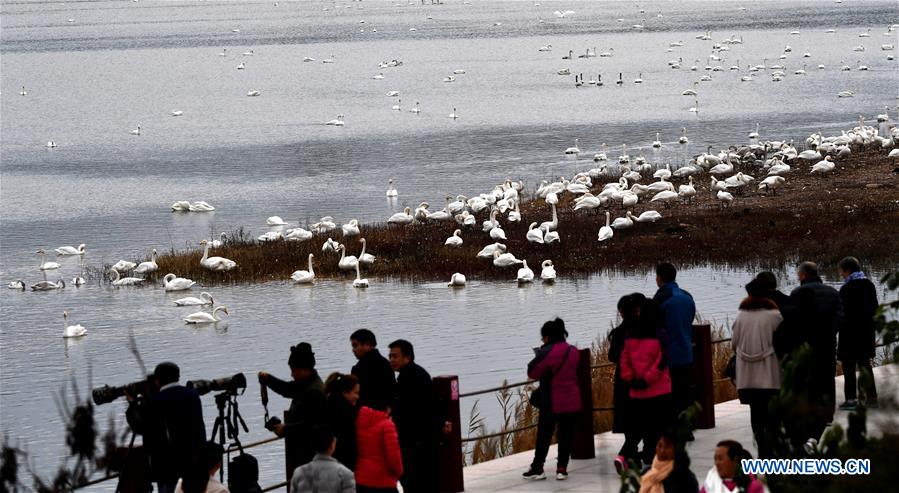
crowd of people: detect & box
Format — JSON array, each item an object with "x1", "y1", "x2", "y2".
[{"x1": 122, "y1": 257, "x2": 880, "y2": 493}]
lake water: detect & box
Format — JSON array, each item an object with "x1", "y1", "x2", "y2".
[{"x1": 2, "y1": 0, "x2": 898, "y2": 487}]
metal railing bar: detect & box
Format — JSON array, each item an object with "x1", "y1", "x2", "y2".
[
  {"x1": 461, "y1": 423, "x2": 539, "y2": 443},
  {"x1": 261, "y1": 481, "x2": 288, "y2": 492},
  {"x1": 227, "y1": 435, "x2": 282, "y2": 453},
  {"x1": 77, "y1": 475, "x2": 119, "y2": 488}
]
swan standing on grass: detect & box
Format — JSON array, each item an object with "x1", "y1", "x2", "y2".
[
  {"x1": 134, "y1": 249, "x2": 159, "y2": 275},
  {"x1": 174, "y1": 292, "x2": 214, "y2": 306},
  {"x1": 544, "y1": 231, "x2": 561, "y2": 243},
  {"x1": 32, "y1": 279, "x2": 65, "y2": 290},
  {"x1": 62, "y1": 311, "x2": 86, "y2": 338},
  {"x1": 287, "y1": 226, "x2": 313, "y2": 242},
  {"x1": 322, "y1": 238, "x2": 340, "y2": 253},
  {"x1": 493, "y1": 250, "x2": 523, "y2": 267},
  {"x1": 342, "y1": 219, "x2": 360, "y2": 237},
  {"x1": 811, "y1": 156, "x2": 835, "y2": 175},
  {"x1": 526, "y1": 223, "x2": 545, "y2": 243},
  {"x1": 387, "y1": 207, "x2": 414, "y2": 225},
  {"x1": 184, "y1": 306, "x2": 229, "y2": 324},
  {"x1": 291, "y1": 254, "x2": 315, "y2": 284},
  {"x1": 477, "y1": 242, "x2": 506, "y2": 258},
  {"x1": 717, "y1": 190, "x2": 734, "y2": 208},
  {"x1": 56, "y1": 244, "x2": 86, "y2": 255},
  {"x1": 337, "y1": 244, "x2": 358, "y2": 271},
  {"x1": 598, "y1": 212, "x2": 613, "y2": 242},
  {"x1": 353, "y1": 262, "x2": 368, "y2": 288},
  {"x1": 163, "y1": 273, "x2": 195, "y2": 291},
  {"x1": 448, "y1": 273, "x2": 466, "y2": 287},
  {"x1": 445, "y1": 229, "x2": 464, "y2": 247},
  {"x1": 109, "y1": 269, "x2": 144, "y2": 286},
  {"x1": 199, "y1": 240, "x2": 237, "y2": 271},
  {"x1": 517, "y1": 260, "x2": 534, "y2": 283},
  {"x1": 386, "y1": 178, "x2": 398, "y2": 197},
  {"x1": 540, "y1": 260, "x2": 556, "y2": 282},
  {"x1": 358, "y1": 238, "x2": 376, "y2": 265}
]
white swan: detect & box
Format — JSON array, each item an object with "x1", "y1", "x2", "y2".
[
  {"x1": 31, "y1": 279, "x2": 65, "y2": 290},
  {"x1": 172, "y1": 109, "x2": 184, "y2": 116},
  {"x1": 477, "y1": 242, "x2": 506, "y2": 258},
  {"x1": 210, "y1": 232, "x2": 227, "y2": 248},
  {"x1": 678, "y1": 176, "x2": 697, "y2": 203},
  {"x1": 353, "y1": 262, "x2": 368, "y2": 288},
  {"x1": 130, "y1": 125, "x2": 141, "y2": 136},
  {"x1": 448, "y1": 107, "x2": 459, "y2": 119},
  {"x1": 544, "y1": 231, "x2": 561, "y2": 243},
  {"x1": 35, "y1": 249, "x2": 60, "y2": 271},
  {"x1": 8, "y1": 280, "x2": 25, "y2": 290},
  {"x1": 409, "y1": 102, "x2": 421, "y2": 114},
  {"x1": 636, "y1": 210, "x2": 662, "y2": 223},
  {"x1": 174, "y1": 292, "x2": 215, "y2": 306},
  {"x1": 758, "y1": 176, "x2": 786, "y2": 194},
  {"x1": 678, "y1": 127, "x2": 689, "y2": 144},
  {"x1": 199, "y1": 240, "x2": 237, "y2": 271},
  {"x1": 162, "y1": 273, "x2": 194, "y2": 291},
  {"x1": 489, "y1": 220, "x2": 507, "y2": 241},
  {"x1": 652, "y1": 133, "x2": 663, "y2": 148},
  {"x1": 597, "y1": 211, "x2": 613, "y2": 242},
  {"x1": 517, "y1": 260, "x2": 534, "y2": 283},
  {"x1": 539, "y1": 203, "x2": 558, "y2": 232},
  {"x1": 134, "y1": 249, "x2": 159, "y2": 275},
  {"x1": 247, "y1": 90, "x2": 261, "y2": 97},
  {"x1": 325, "y1": 114, "x2": 345, "y2": 126},
  {"x1": 493, "y1": 250, "x2": 523, "y2": 267},
  {"x1": 258, "y1": 231, "x2": 283, "y2": 242},
  {"x1": 109, "y1": 269, "x2": 144, "y2": 286},
  {"x1": 611, "y1": 213, "x2": 635, "y2": 230},
  {"x1": 267, "y1": 216, "x2": 288, "y2": 226},
  {"x1": 62, "y1": 311, "x2": 87, "y2": 338},
  {"x1": 184, "y1": 306, "x2": 229, "y2": 324},
  {"x1": 56, "y1": 244, "x2": 86, "y2": 256},
  {"x1": 172, "y1": 200, "x2": 191, "y2": 212},
  {"x1": 357, "y1": 238, "x2": 376, "y2": 265},
  {"x1": 387, "y1": 207, "x2": 414, "y2": 225},
  {"x1": 564, "y1": 138, "x2": 581, "y2": 155},
  {"x1": 445, "y1": 229, "x2": 463, "y2": 247},
  {"x1": 386, "y1": 178, "x2": 398, "y2": 197},
  {"x1": 189, "y1": 201, "x2": 215, "y2": 212},
  {"x1": 291, "y1": 254, "x2": 315, "y2": 284},
  {"x1": 526, "y1": 222, "x2": 545, "y2": 243},
  {"x1": 717, "y1": 190, "x2": 734, "y2": 208},
  {"x1": 448, "y1": 273, "x2": 466, "y2": 287},
  {"x1": 342, "y1": 219, "x2": 360, "y2": 237},
  {"x1": 540, "y1": 260, "x2": 556, "y2": 282},
  {"x1": 810, "y1": 156, "x2": 835, "y2": 175},
  {"x1": 337, "y1": 244, "x2": 358, "y2": 271}
]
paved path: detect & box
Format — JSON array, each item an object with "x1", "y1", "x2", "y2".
[{"x1": 462, "y1": 364, "x2": 897, "y2": 492}]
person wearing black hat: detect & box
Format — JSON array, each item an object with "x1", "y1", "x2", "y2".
[
  {"x1": 731, "y1": 279, "x2": 783, "y2": 459},
  {"x1": 126, "y1": 362, "x2": 207, "y2": 493},
  {"x1": 258, "y1": 342, "x2": 326, "y2": 477}
]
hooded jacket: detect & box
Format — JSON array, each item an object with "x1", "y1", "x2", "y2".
[
  {"x1": 354, "y1": 406, "x2": 403, "y2": 488},
  {"x1": 527, "y1": 340, "x2": 581, "y2": 414}
]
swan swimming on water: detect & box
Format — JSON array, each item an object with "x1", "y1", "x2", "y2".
[
  {"x1": 353, "y1": 262, "x2": 368, "y2": 288},
  {"x1": 290, "y1": 254, "x2": 315, "y2": 284},
  {"x1": 325, "y1": 114, "x2": 345, "y2": 126},
  {"x1": 267, "y1": 216, "x2": 288, "y2": 226},
  {"x1": 56, "y1": 244, "x2": 86, "y2": 256},
  {"x1": 109, "y1": 269, "x2": 144, "y2": 286},
  {"x1": 386, "y1": 178, "x2": 398, "y2": 197},
  {"x1": 517, "y1": 260, "x2": 534, "y2": 283},
  {"x1": 184, "y1": 306, "x2": 229, "y2": 324},
  {"x1": 337, "y1": 244, "x2": 359, "y2": 271},
  {"x1": 540, "y1": 260, "x2": 556, "y2": 282},
  {"x1": 174, "y1": 292, "x2": 215, "y2": 306},
  {"x1": 62, "y1": 311, "x2": 87, "y2": 338},
  {"x1": 37, "y1": 250, "x2": 60, "y2": 271},
  {"x1": 448, "y1": 273, "x2": 466, "y2": 287}
]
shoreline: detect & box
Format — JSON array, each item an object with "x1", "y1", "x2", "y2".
[{"x1": 120, "y1": 145, "x2": 899, "y2": 285}]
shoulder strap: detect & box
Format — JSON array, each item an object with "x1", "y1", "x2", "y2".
[{"x1": 549, "y1": 346, "x2": 573, "y2": 379}]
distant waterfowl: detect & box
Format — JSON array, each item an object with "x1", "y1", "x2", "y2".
[
  {"x1": 322, "y1": 238, "x2": 340, "y2": 253},
  {"x1": 342, "y1": 219, "x2": 360, "y2": 237},
  {"x1": 286, "y1": 227, "x2": 313, "y2": 241},
  {"x1": 8, "y1": 280, "x2": 25, "y2": 290},
  {"x1": 210, "y1": 232, "x2": 227, "y2": 248},
  {"x1": 62, "y1": 311, "x2": 86, "y2": 338},
  {"x1": 171, "y1": 109, "x2": 184, "y2": 116},
  {"x1": 199, "y1": 240, "x2": 237, "y2": 271},
  {"x1": 448, "y1": 273, "x2": 466, "y2": 287},
  {"x1": 46, "y1": 141, "x2": 58, "y2": 148},
  {"x1": 564, "y1": 138, "x2": 581, "y2": 155},
  {"x1": 247, "y1": 90, "x2": 260, "y2": 96},
  {"x1": 32, "y1": 278, "x2": 65, "y2": 291},
  {"x1": 134, "y1": 249, "x2": 159, "y2": 275},
  {"x1": 266, "y1": 216, "x2": 288, "y2": 226},
  {"x1": 635, "y1": 210, "x2": 662, "y2": 223},
  {"x1": 55, "y1": 244, "x2": 85, "y2": 256},
  {"x1": 679, "y1": 127, "x2": 689, "y2": 144},
  {"x1": 291, "y1": 254, "x2": 315, "y2": 284},
  {"x1": 386, "y1": 178, "x2": 398, "y2": 197},
  {"x1": 611, "y1": 212, "x2": 635, "y2": 229},
  {"x1": 477, "y1": 242, "x2": 507, "y2": 258},
  {"x1": 811, "y1": 156, "x2": 835, "y2": 175},
  {"x1": 189, "y1": 201, "x2": 215, "y2": 212},
  {"x1": 19, "y1": 86, "x2": 27, "y2": 96},
  {"x1": 184, "y1": 306, "x2": 229, "y2": 324},
  {"x1": 325, "y1": 114, "x2": 345, "y2": 126},
  {"x1": 109, "y1": 269, "x2": 144, "y2": 286},
  {"x1": 448, "y1": 107, "x2": 459, "y2": 119},
  {"x1": 174, "y1": 292, "x2": 215, "y2": 306},
  {"x1": 717, "y1": 189, "x2": 734, "y2": 208},
  {"x1": 652, "y1": 133, "x2": 662, "y2": 148},
  {"x1": 130, "y1": 125, "x2": 141, "y2": 135}
]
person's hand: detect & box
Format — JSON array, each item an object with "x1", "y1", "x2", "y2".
[
  {"x1": 272, "y1": 423, "x2": 285, "y2": 437},
  {"x1": 258, "y1": 371, "x2": 269, "y2": 383},
  {"x1": 124, "y1": 389, "x2": 135, "y2": 402},
  {"x1": 443, "y1": 421, "x2": 452, "y2": 436}
]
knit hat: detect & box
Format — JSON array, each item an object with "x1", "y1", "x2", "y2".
[{"x1": 288, "y1": 342, "x2": 316, "y2": 369}]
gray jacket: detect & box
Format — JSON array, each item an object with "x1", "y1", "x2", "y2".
[{"x1": 290, "y1": 454, "x2": 355, "y2": 493}]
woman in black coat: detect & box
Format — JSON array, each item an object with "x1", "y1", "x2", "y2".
[
  {"x1": 608, "y1": 293, "x2": 646, "y2": 472},
  {"x1": 324, "y1": 372, "x2": 361, "y2": 470},
  {"x1": 837, "y1": 257, "x2": 879, "y2": 409}
]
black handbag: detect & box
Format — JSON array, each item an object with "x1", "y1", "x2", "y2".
[
  {"x1": 725, "y1": 354, "x2": 737, "y2": 383},
  {"x1": 529, "y1": 346, "x2": 573, "y2": 411}
]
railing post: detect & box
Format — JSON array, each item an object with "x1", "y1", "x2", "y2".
[
  {"x1": 692, "y1": 324, "x2": 715, "y2": 429},
  {"x1": 284, "y1": 410, "x2": 293, "y2": 491},
  {"x1": 571, "y1": 348, "x2": 595, "y2": 459},
  {"x1": 434, "y1": 376, "x2": 464, "y2": 492}
]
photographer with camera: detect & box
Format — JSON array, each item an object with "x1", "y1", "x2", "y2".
[
  {"x1": 125, "y1": 362, "x2": 207, "y2": 493},
  {"x1": 257, "y1": 342, "x2": 326, "y2": 477}
]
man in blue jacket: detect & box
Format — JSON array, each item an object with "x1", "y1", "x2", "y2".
[{"x1": 652, "y1": 263, "x2": 696, "y2": 417}]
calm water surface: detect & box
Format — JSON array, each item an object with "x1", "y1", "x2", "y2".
[{"x1": 2, "y1": 0, "x2": 898, "y2": 485}]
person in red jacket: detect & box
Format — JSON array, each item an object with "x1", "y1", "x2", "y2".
[
  {"x1": 355, "y1": 405, "x2": 403, "y2": 493},
  {"x1": 523, "y1": 318, "x2": 581, "y2": 481},
  {"x1": 619, "y1": 299, "x2": 674, "y2": 467}
]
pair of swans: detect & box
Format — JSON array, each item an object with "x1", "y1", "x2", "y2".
[
  {"x1": 184, "y1": 306, "x2": 229, "y2": 324},
  {"x1": 200, "y1": 240, "x2": 237, "y2": 271},
  {"x1": 55, "y1": 244, "x2": 86, "y2": 255},
  {"x1": 338, "y1": 238, "x2": 376, "y2": 270}
]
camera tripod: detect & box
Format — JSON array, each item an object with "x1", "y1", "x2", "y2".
[{"x1": 211, "y1": 391, "x2": 248, "y2": 481}]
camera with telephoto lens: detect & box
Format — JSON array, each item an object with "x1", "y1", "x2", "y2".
[
  {"x1": 91, "y1": 375, "x2": 154, "y2": 405},
  {"x1": 186, "y1": 373, "x2": 247, "y2": 396}
]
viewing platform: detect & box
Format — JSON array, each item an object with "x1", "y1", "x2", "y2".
[{"x1": 462, "y1": 364, "x2": 897, "y2": 492}]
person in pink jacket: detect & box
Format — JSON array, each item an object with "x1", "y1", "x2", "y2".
[
  {"x1": 619, "y1": 299, "x2": 674, "y2": 467},
  {"x1": 523, "y1": 318, "x2": 581, "y2": 481}
]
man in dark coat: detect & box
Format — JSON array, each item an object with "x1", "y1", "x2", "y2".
[
  {"x1": 258, "y1": 342, "x2": 326, "y2": 481},
  {"x1": 653, "y1": 263, "x2": 696, "y2": 417},
  {"x1": 389, "y1": 339, "x2": 442, "y2": 492},
  {"x1": 836, "y1": 257, "x2": 879, "y2": 410},
  {"x1": 788, "y1": 261, "x2": 843, "y2": 453},
  {"x1": 350, "y1": 328, "x2": 396, "y2": 410},
  {"x1": 126, "y1": 362, "x2": 207, "y2": 493}
]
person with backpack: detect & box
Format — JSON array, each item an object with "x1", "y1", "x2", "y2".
[{"x1": 522, "y1": 318, "x2": 581, "y2": 481}]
